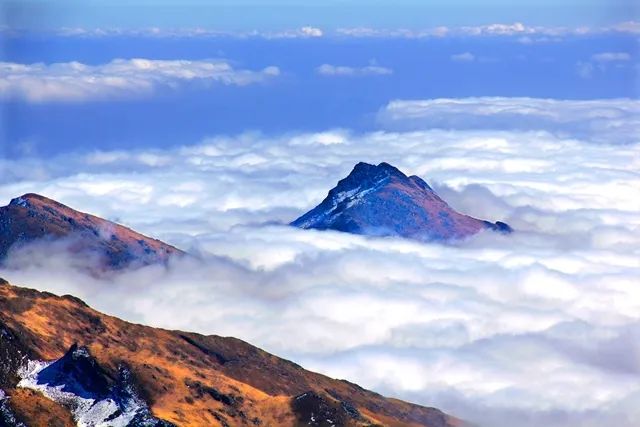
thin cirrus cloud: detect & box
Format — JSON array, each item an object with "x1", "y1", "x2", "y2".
[
  {"x1": 591, "y1": 52, "x2": 632, "y2": 62},
  {"x1": 0, "y1": 58, "x2": 280, "y2": 103},
  {"x1": 0, "y1": 97, "x2": 639, "y2": 427},
  {"x1": 574, "y1": 51, "x2": 633, "y2": 80},
  {"x1": 450, "y1": 52, "x2": 475, "y2": 62},
  {"x1": 316, "y1": 64, "x2": 393, "y2": 77}
]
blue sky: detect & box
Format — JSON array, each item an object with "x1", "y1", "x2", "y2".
[
  {"x1": 1, "y1": 32, "x2": 637, "y2": 157},
  {"x1": 0, "y1": 1, "x2": 638, "y2": 157},
  {"x1": 2, "y1": 0, "x2": 638, "y2": 29}
]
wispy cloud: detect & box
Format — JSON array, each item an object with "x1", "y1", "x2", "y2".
[
  {"x1": 335, "y1": 26, "x2": 450, "y2": 38},
  {"x1": 450, "y1": 52, "x2": 475, "y2": 62},
  {"x1": 0, "y1": 59, "x2": 280, "y2": 103},
  {"x1": 266, "y1": 26, "x2": 324, "y2": 39},
  {"x1": 316, "y1": 64, "x2": 393, "y2": 77},
  {"x1": 612, "y1": 21, "x2": 640, "y2": 33},
  {"x1": 591, "y1": 52, "x2": 632, "y2": 62},
  {"x1": 516, "y1": 36, "x2": 562, "y2": 44},
  {"x1": 574, "y1": 51, "x2": 633, "y2": 79},
  {"x1": 576, "y1": 61, "x2": 595, "y2": 79},
  {"x1": 33, "y1": 26, "x2": 325, "y2": 39}
]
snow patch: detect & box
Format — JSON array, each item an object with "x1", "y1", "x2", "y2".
[
  {"x1": 9, "y1": 197, "x2": 29, "y2": 208},
  {"x1": 297, "y1": 175, "x2": 390, "y2": 228},
  {"x1": 344, "y1": 186, "x2": 378, "y2": 209},
  {"x1": 325, "y1": 176, "x2": 389, "y2": 219},
  {"x1": 17, "y1": 358, "x2": 145, "y2": 427}
]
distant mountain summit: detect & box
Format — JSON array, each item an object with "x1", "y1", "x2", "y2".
[
  {"x1": 292, "y1": 162, "x2": 512, "y2": 241},
  {"x1": 0, "y1": 193, "x2": 182, "y2": 269}
]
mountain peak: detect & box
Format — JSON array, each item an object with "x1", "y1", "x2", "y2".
[
  {"x1": 1, "y1": 194, "x2": 183, "y2": 269},
  {"x1": 9, "y1": 193, "x2": 74, "y2": 213},
  {"x1": 9, "y1": 193, "x2": 44, "y2": 207},
  {"x1": 351, "y1": 161, "x2": 406, "y2": 179},
  {"x1": 292, "y1": 162, "x2": 511, "y2": 241}
]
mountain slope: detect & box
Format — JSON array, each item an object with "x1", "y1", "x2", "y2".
[
  {"x1": 0, "y1": 279, "x2": 462, "y2": 427},
  {"x1": 0, "y1": 194, "x2": 183, "y2": 270},
  {"x1": 292, "y1": 162, "x2": 511, "y2": 241}
]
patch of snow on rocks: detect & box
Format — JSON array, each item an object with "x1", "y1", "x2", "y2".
[
  {"x1": 17, "y1": 358, "x2": 143, "y2": 427},
  {"x1": 9, "y1": 197, "x2": 29, "y2": 208}
]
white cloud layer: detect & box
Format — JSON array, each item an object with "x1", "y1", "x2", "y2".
[
  {"x1": 378, "y1": 97, "x2": 640, "y2": 144},
  {"x1": 5, "y1": 21, "x2": 638, "y2": 39},
  {"x1": 268, "y1": 26, "x2": 324, "y2": 38},
  {"x1": 1, "y1": 97, "x2": 639, "y2": 427},
  {"x1": 52, "y1": 26, "x2": 326, "y2": 39},
  {"x1": 0, "y1": 59, "x2": 280, "y2": 102},
  {"x1": 335, "y1": 21, "x2": 640, "y2": 38},
  {"x1": 316, "y1": 64, "x2": 393, "y2": 77}
]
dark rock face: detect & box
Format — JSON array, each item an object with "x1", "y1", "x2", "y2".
[
  {"x1": 0, "y1": 320, "x2": 32, "y2": 390},
  {"x1": 0, "y1": 395, "x2": 27, "y2": 427},
  {"x1": 292, "y1": 162, "x2": 512, "y2": 241},
  {"x1": 0, "y1": 193, "x2": 183, "y2": 270},
  {"x1": 183, "y1": 378, "x2": 239, "y2": 407},
  {"x1": 35, "y1": 344, "x2": 113, "y2": 400},
  {"x1": 292, "y1": 392, "x2": 361, "y2": 427}
]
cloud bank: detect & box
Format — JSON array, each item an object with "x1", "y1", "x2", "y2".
[
  {"x1": 41, "y1": 25, "x2": 326, "y2": 39},
  {"x1": 378, "y1": 97, "x2": 640, "y2": 144},
  {"x1": 335, "y1": 21, "x2": 640, "y2": 38},
  {"x1": 1, "y1": 97, "x2": 639, "y2": 427},
  {"x1": 0, "y1": 59, "x2": 280, "y2": 102}
]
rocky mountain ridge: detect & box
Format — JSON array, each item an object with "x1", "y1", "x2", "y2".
[{"x1": 0, "y1": 279, "x2": 462, "y2": 427}]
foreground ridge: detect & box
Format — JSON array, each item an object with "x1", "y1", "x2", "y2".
[{"x1": 0, "y1": 278, "x2": 462, "y2": 427}]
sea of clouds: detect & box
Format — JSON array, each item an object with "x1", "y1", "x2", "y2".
[{"x1": 1, "y1": 97, "x2": 639, "y2": 427}]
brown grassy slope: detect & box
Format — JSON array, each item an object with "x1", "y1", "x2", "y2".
[
  {"x1": 0, "y1": 193, "x2": 183, "y2": 269},
  {"x1": 0, "y1": 279, "x2": 462, "y2": 427}
]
